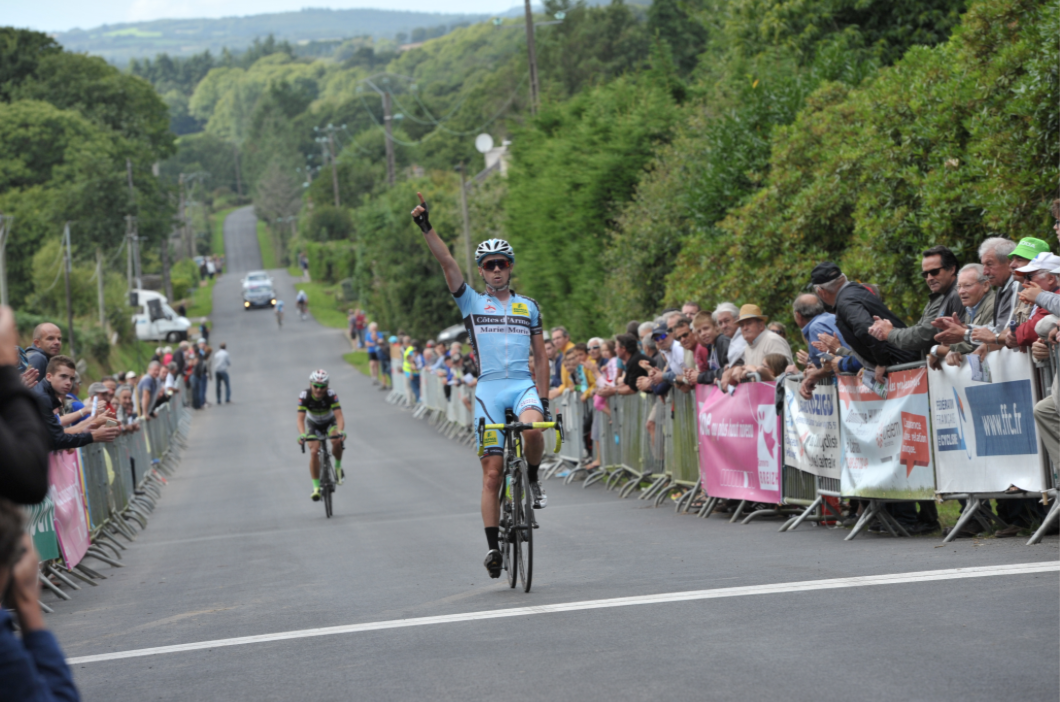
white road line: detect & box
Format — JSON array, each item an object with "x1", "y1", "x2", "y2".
[{"x1": 68, "y1": 561, "x2": 1058, "y2": 665}]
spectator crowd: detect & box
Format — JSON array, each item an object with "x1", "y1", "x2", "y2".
[{"x1": 384, "y1": 205, "x2": 1060, "y2": 541}]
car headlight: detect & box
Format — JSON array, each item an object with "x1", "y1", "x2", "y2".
[{"x1": 244, "y1": 301, "x2": 250, "y2": 307}]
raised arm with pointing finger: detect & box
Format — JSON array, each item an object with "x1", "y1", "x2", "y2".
[{"x1": 412, "y1": 193, "x2": 464, "y2": 294}]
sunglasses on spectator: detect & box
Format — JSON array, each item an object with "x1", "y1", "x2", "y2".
[
  {"x1": 481, "y1": 259, "x2": 511, "y2": 271},
  {"x1": 652, "y1": 333, "x2": 667, "y2": 341},
  {"x1": 673, "y1": 331, "x2": 692, "y2": 342},
  {"x1": 920, "y1": 267, "x2": 944, "y2": 278},
  {"x1": 588, "y1": 345, "x2": 600, "y2": 350}
]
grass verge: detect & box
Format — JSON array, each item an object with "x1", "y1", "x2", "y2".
[
  {"x1": 185, "y1": 276, "x2": 216, "y2": 319},
  {"x1": 294, "y1": 281, "x2": 349, "y2": 329},
  {"x1": 343, "y1": 350, "x2": 370, "y2": 376},
  {"x1": 211, "y1": 206, "x2": 239, "y2": 263},
  {"x1": 257, "y1": 220, "x2": 278, "y2": 270}
]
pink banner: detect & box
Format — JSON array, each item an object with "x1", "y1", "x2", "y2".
[
  {"x1": 696, "y1": 382, "x2": 782, "y2": 503},
  {"x1": 49, "y1": 451, "x2": 91, "y2": 568}
]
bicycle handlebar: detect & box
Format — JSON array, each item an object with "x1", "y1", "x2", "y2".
[
  {"x1": 300, "y1": 433, "x2": 345, "y2": 453},
  {"x1": 476, "y1": 415, "x2": 564, "y2": 457}
]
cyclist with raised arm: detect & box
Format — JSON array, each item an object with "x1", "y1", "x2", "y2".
[
  {"x1": 297, "y1": 369, "x2": 346, "y2": 501},
  {"x1": 411, "y1": 192, "x2": 551, "y2": 579},
  {"x1": 296, "y1": 289, "x2": 308, "y2": 320}
]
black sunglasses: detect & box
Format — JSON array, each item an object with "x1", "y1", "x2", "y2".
[
  {"x1": 920, "y1": 267, "x2": 944, "y2": 279},
  {"x1": 673, "y1": 330, "x2": 692, "y2": 342},
  {"x1": 481, "y1": 259, "x2": 511, "y2": 271}
]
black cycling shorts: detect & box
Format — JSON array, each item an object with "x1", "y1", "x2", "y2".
[{"x1": 306, "y1": 417, "x2": 336, "y2": 439}]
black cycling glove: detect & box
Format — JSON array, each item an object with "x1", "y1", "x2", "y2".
[
  {"x1": 540, "y1": 397, "x2": 552, "y2": 423},
  {"x1": 412, "y1": 199, "x2": 432, "y2": 234}
]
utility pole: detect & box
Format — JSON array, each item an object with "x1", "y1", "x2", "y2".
[
  {"x1": 96, "y1": 248, "x2": 106, "y2": 328},
  {"x1": 178, "y1": 173, "x2": 192, "y2": 258},
  {"x1": 383, "y1": 92, "x2": 396, "y2": 186},
  {"x1": 363, "y1": 81, "x2": 397, "y2": 186},
  {"x1": 315, "y1": 126, "x2": 343, "y2": 207},
  {"x1": 328, "y1": 130, "x2": 340, "y2": 207},
  {"x1": 161, "y1": 239, "x2": 173, "y2": 300},
  {"x1": 126, "y1": 159, "x2": 142, "y2": 290},
  {"x1": 62, "y1": 223, "x2": 76, "y2": 359},
  {"x1": 131, "y1": 218, "x2": 143, "y2": 290},
  {"x1": 0, "y1": 215, "x2": 10, "y2": 307},
  {"x1": 233, "y1": 145, "x2": 244, "y2": 200},
  {"x1": 523, "y1": 0, "x2": 540, "y2": 113},
  {"x1": 126, "y1": 215, "x2": 134, "y2": 293},
  {"x1": 458, "y1": 163, "x2": 474, "y2": 282}
]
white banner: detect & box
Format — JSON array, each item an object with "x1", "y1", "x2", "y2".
[
  {"x1": 838, "y1": 367, "x2": 936, "y2": 499},
  {"x1": 782, "y1": 377, "x2": 840, "y2": 480},
  {"x1": 928, "y1": 349, "x2": 1045, "y2": 493}
]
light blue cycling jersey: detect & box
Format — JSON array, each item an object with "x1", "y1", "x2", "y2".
[
  {"x1": 275, "y1": 300, "x2": 284, "y2": 312},
  {"x1": 452, "y1": 283, "x2": 544, "y2": 455},
  {"x1": 452, "y1": 283, "x2": 543, "y2": 382}
]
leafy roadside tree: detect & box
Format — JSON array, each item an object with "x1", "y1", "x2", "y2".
[
  {"x1": 669, "y1": 0, "x2": 1058, "y2": 326},
  {"x1": 504, "y1": 70, "x2": 682, "y2": 339},
  {"x1": 352, "y1": 176, "x2": 464, "y2": 339}
]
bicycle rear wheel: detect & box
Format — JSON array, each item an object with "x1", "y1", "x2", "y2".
[{"x1": 517, "y1": 462, "x2": 533, "y2": 592}]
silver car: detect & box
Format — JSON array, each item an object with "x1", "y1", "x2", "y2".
[{"x1": 243, "y1": 282, "x2": 276, "y2": 309}]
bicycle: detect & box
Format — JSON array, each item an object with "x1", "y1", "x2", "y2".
[
  {"x1": 301, "y1": 431, "x2": 344, "y2": 518},
  {"x1": 477, "y1": 410, "x2": 563, "y2": 592},
  {"x1": 297, "y1": 300, "x2": 308, "y2": 321}
]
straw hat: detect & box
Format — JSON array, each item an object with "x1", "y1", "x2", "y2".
[{"x1": 737, "y1": 304, "x2": 768, "y2": 323}]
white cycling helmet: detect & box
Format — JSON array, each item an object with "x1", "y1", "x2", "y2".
[
  {"x1": 475, "y1": 238, "x2": 515, "y2": 265},
  {"x1": 309, "y1": 369, "x2": 329, "y2": 385}
]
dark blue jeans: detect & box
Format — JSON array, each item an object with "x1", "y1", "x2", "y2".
[
  {"x1": 215, "y1": 371, "x2": 231, "y2": 403},
  {"x1": 195, "y1": 374, "x2": 208, "y2": 407}
]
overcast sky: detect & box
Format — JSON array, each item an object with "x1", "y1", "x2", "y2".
[{"x1": 8, "y1": 1, "x2": 515, "y2": 33}]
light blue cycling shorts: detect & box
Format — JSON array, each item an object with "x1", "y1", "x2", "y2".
[{"x1": 474, "y1": 378, "x2": 544, "y2": 456}]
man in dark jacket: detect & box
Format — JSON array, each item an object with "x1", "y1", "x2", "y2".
[
  {"x1": 38, "y1": 356, "x2": 119, "y2": 451},
  {"x1": 25, "y1": 323, "x2": 62, "y2": 388},
  {"x1": 867, "y1": 245, "x2": 964, "y2": 354},
  {"x1": 811, "y1": 263, "x2": 919, "y2": 374},
  {"x1": 810, "y1": 262, "x2": 934, "y2": 534},
  {"x1": 0, "y1": 308, "x2": 50, "y2": 504}
]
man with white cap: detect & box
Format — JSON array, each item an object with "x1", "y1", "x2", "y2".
[{"x1": 1006, "y1": 252, "x2": 1060, "y2": 348}]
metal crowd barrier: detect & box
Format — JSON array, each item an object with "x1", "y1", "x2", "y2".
[
  {"x1": 396, "y1": 344, "x2": 1060, "y2": 547},
  {"x1": 39, "y1": 399, "x2": 191, "y2": 606}
]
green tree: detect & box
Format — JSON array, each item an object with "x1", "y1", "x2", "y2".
[
  {"x1": 669, "y1": 0, "x2": 1057, "y2": 326},
  {"x1": 504, "y1": 74, "x2": 682, "y2": 339}
]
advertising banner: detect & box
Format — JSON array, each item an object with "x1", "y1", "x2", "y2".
[
  {"x1": 928, "y1": 349, "x2": 1045, "y2": 493},
  {"x1": 782, "y1": 377, "x2": 841, "y2": 480},
  {"x1": 24, "y1": 495, "x2": 61, "y2": 562},
  {"x1": 838, "y1": 367, "x2": 935, "y2": 499},
  {"x1": 696, "y1": 382, "x2": 782, "y2": 503},
  {"x1": 51, "y1": 450, "x2": 92, "y2": 567}
]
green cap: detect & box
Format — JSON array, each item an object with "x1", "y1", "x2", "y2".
[{"x1": 1010, "y1": 237, "x2": 1051, "y2": 261}]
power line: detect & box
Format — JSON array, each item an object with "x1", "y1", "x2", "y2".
[{"x1": 354, "y1": 74, "x2": 528, "y2": 147}]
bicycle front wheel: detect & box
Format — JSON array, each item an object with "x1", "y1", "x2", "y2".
[
  {"x1": 321, "y1": 456, "x2": 334, "y2": 519},
  {"x1": 516, "y1": 462, "x2": 533, "y2": 592},
  {"x1": 505, "y1": 476, "x2": 518, "y2": 589}
]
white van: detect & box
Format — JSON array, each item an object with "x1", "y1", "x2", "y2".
[{"x1": 130, "y1": 290, "x2": 192, "y2": 343}]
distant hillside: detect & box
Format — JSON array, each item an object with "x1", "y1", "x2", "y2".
[{"x1": 52, "y1": 8, "x2": 491, "y2": 63}]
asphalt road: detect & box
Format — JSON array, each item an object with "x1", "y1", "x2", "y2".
[{"x1": 46, "y1": 211, "x2": 1059, "y2": 701}]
